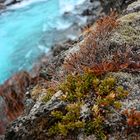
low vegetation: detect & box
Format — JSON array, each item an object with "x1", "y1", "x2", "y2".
[
  {"x1": 123, "y1": 108, "x2": 140, "y2": 126},
  {"x1": 42, "y1": 70, "x2": 128, "y2": 139},
  {"x1": 2, "y1": 7, "x2": 139, "y2": 139},
  {"x1": 40, "y1": 11, "x2": 140, "y2": 139}
]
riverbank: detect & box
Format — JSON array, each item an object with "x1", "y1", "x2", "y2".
[
  {"x1": 0, "y1": 0, "x2": 23, "y2": 10},
  {"x1": 0, "y1": 0, "x2": 103, "y2": 135}
]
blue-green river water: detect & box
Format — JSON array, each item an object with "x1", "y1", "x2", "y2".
[{"x1": 0, "y1": 0, "x2": 85, "y2": 84}]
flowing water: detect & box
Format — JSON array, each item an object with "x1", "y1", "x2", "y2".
[{"x1": 0, "y1": 0, "x2": 86, "y2": 84}]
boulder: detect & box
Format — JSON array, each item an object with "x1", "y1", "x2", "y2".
[{"x1": 5, "y1": 91, "x2": 66, "y2": 140}]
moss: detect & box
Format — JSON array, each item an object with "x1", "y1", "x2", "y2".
[
  {"x1": 48, "y1": 102, "x2": 84, "y2": 137},
  {"x1": 110, "y1": 12, "x2": 140, "y2": 46},
  {"x1": 48, "y1": 124, "x2": 59, "y2": 136},
  {"x1": 43, "y1": 71, "x2": 128, "y2": 139},
  {"x1": 51, "y1": 111, "x2": 63, "y2": 119},
  {"x1": 42, "y1": 94, "x2": 52, "y2": 102},
  {"x1": 59, "y1": 73, "x2": 94, "y2": 102}
]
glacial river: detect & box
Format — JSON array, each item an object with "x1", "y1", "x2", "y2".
[{"x1": 0, "y1": 0, "x2": 86, "y2": 84}]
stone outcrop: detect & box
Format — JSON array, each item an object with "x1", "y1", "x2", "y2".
[
  {"x1": 5, "y1": 91, "x2": 66, "y2": 140},
  {"x1": 0, "y1": 0, "x2": 22, "y2": 5},
  {"x1": 0, "y1": 0, "x2": 22, "y2": 10}
]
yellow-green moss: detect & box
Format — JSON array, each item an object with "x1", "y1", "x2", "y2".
[{"x1": 43, "y1": 71, "x2": 128, "y2": 139}]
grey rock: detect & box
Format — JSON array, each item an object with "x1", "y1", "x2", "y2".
[
  {"x1": 0, "y1": 3, "x2": 6, "y2": 9},
  {"x1": 78, "y1": 133, "x2": 97, "y2": 140},
  {"x1": 5, "y1": 91, "x2": 66, "y2": 140},
  {"x1": 126, "y1": 0, "x2": 140, "y2": 13},
  {"x1": 80, "y1": 103, "x2": 91, "y2": 119},
  {"x1": 4, "y1": 0, "x2": 22, "y2": 5},
  {"x1": 24, "y1": 98, "x2": 35, "y2": 115}
]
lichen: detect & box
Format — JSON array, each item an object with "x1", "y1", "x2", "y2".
[{"x1": 110, "y1": 12, "x2": 140, "y2": 46}]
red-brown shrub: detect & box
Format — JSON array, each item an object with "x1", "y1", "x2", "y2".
[
  {"x1": 63, "y1": 12, "x2": 140, "y2": 75},
  {"x1": 122, "y1": 109, "x2": 140, "y2": 126}
]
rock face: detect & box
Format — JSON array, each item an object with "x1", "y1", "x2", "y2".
[
  {"x1": 0, "y1": 0, "x2": 22, "y2": 9},
  {"x1": 0, "y1": 72, "x2": 32, "y2": 135},
  {"x1": 100, "y1": 0, "x2": 137, "y2": 13},
  {"x1": 5, "y1": 91, "x2": 66, "y2": 140},
  {"x1": 4, "y1": 0, "x2": 140, "y2": 140}
]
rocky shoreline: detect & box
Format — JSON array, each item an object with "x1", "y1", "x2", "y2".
[
  {"x1": 0, "y1": 0, "x2": 140, "y2": 139},
  {"x1": 0, "y1": 0, "x2": 23, "y2": 9},
  {"x1": 0, "y1": 0, "x2": 103, "y2": 135}
]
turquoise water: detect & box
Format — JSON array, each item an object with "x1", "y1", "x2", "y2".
[{"x1": 0, "y1": 0, "x2": 85, "y2": 84}]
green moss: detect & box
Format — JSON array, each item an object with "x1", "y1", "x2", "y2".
[
  {"x1": 51, "y1": 111, "x2": 63, "y2": 119},
  {"x1": 59, "y1": 73, "x2": 94, "y2": 102},
  {"x1": 113, "y1": 101, "x2": 122, "y2": 109},
  {"x1": 43, "y1": 71, "x2": 128, "y2": 139},
  {"x1": 84, "y1": 117, "x2": 106, "y2": 140},
  {"x1": 84, "y1": 121, "x2": 95, "y2": 136},
  {"x1": 48, "y1": 124, "x2": 59, "y2": 136}
]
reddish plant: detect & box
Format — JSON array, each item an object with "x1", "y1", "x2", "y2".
[
  {"x1": 63, "y1": 12, "x2": 140, "y2": 76},
  {"x1": 0, "y1": 71, "x2": 32, "y2": 134},
  {"x1": 0, "y1": 121, "x2": 5, "y2": 135},
  {"x1": 63, "y1": 12, "x2": 119, "y2": 74},
  {"x1": 0, "y1": 69, "x2": 47, "y2": 135},
  {"x1": 122, "y1": 109, "x2": 140, "y2": 126}
]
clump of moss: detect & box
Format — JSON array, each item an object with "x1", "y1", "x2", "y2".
[
  {"x1": 43, "y1": 71, "x2": 128, "y2": 139},
  {"x1": 48, "y1": 103, "x2": 84, "y2": 137},
  {"x1": 110, "y1": 12, "x2": 140, "y2": 46}
]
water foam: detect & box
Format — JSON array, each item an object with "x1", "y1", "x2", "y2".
[{"x1": 59, "y1": 0, "x2": 86, "y2": 14}]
